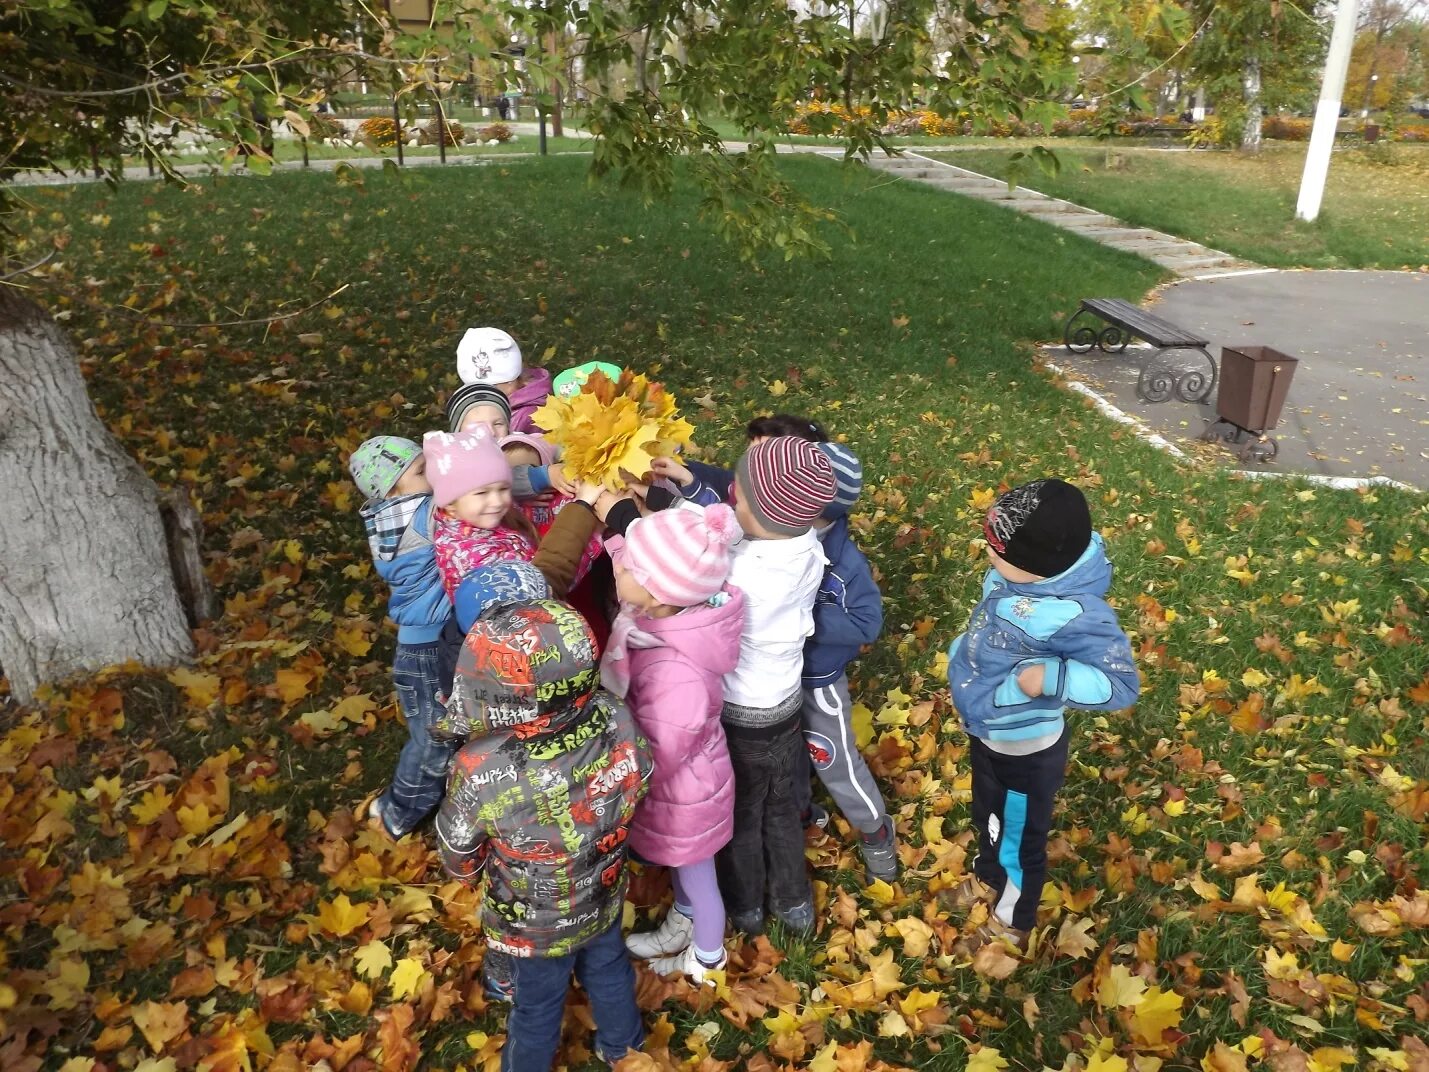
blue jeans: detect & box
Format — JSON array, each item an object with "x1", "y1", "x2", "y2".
[
  {"x1": 379, "y1": 641, "x2": 456, "y2": 836},
  {"x1": 500, "y1": 919, "x2": 644, "y2": 1072}
]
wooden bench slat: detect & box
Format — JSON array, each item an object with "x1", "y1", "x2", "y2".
[{"x1": 1081, "y1": 298, "x2": 1208, "y2": 347}]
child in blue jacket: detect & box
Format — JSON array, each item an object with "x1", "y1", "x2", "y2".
[
  {"x1": 653, "y1": 422, "x2": 899, "y2": 884},
  {"x1": 944, "y1": 479, "x2": 1139, "y2": 955},
  {"x1": 350, "y1": 436, "x2": 455, "y2": 839},
  {"x1": 794, "y1": 443, "x2": 898, "y2": 883}
]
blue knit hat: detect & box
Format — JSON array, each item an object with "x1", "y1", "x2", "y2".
[
  {"x1": 817, "y1": 442, "x2": 863, "y2": 519},
  {"x1": 454, "y1": 561, "x2": 551, "y2": 633}
]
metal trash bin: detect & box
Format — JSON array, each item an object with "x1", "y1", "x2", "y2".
[{"x1": 1200, "y1": 345, "x2": 1298, "y2": 463}]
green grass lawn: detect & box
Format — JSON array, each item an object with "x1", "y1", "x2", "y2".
[
  {"x1": 924, "y1": 144, "x2": 1429, "y2": 270},
  {"x1": 4, "y1": 156, "x2": 1427, "y2": 1072}
]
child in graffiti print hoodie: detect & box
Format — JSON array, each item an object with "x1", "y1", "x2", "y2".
[{"x1": 435, "y1": 598, "x2": 652, "y2": 1072}]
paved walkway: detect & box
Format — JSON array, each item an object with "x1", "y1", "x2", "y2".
[
  {"x1": 1047, "y1": 271, "x2": 1429, "y2": 489},
  {"x1": 865, "y1": 151, "x2": 1262, "y2": 279}
]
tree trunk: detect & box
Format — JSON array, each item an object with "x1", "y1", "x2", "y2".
[
  {"x1": 0, "y1": 289, "x2": 193, "y2": 705},
  {"x1": 1241, "y1": 56, "x2": 1263, "y2": 152}
]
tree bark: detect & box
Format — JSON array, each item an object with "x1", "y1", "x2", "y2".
[
  {"x1": 0, "y1": 288, "x2": 193, "y2": 704},
  {"x1": 1241, "y1": 56, "x2": 1263, "y2": 152}
]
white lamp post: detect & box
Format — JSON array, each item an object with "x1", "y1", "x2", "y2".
[{"x1": 1296, "y1": 0, "x2": 1361, "y2": 223}]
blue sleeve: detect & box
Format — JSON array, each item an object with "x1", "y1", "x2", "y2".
[
  {"x1": 683, "y1": 459, "x2": 734, "y2": 506},
  {"x1": 812, "y1": 550, "x2": 883, "y2": 647},
  {"x1": 510, "y1": 465, "x2": 551, "y2": 499},
  {"x1": 1045, "y1": 608, "x2": 1140, "y2": 711}
]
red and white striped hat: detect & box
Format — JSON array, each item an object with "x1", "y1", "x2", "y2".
[
  {"x1": 735, "y1": 436, "x2": 837, "y2": 536},
  {"x1": 622, "y1": 503, "x2": 740, "y2": 607}
]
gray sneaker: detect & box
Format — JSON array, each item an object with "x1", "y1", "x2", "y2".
[
  {"x1": 804, "y1": 803, "x2": 831, "y2": 831},
  {"x1": 773, "y1": 900, "x2": 815, "y2": 935},
  {"x1": 860, "y1": 818, "x2": 900, "y2": 883}
]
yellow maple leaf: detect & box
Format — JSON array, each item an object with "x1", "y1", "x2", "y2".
[
  {"x1": 864, "y1": 878, "x2": 897, "y2": 907},
  {"x1": 354, "y1": 939, "x2": 393, "y2": 979},
  {"x1": 131, "y1": 785, "x2": 174, "y2": 825},
  {"x1": 767, "y1": 379, "x2": 788, "y2": 397},
  {"x1": 851, "y1": 702, "x2": 875, "y2": 749},
  {"x1": 1097, "y1": 963, "x2": 1148, "y2": 1009},
  {"x1": 898, "y1": 988, "x2": 942, "y2": 1018},
  {"x1": 877, "y1": 1010, "x2": 910, "y2": 1038},
  {"x1": 168, "y1": 668, "x2": 220, "y2": 709},
  {"x1": 890, "y1": 917, "x2": 934, "y2": 958},
  {"x1": 132, "y1": 1000, "x2": 189, "y2": 1054},
  {"x1": 968, "y1": 1047, "x2": 1010, "y2": 1072},
  {"x1": 1240, "y1": 668, "x2": 1270, "y2": 688},
  {"x1": 388, "y1": 956, "x2": 428, "y2": 1000},
  {"x1": 46, "y1": 957, "x2": 91, "y2": 1012},
  {"x1": 176, "y1": 803, "x2": 220, "y2": 836},
  {"x1": 1131, "y1": 986, "x2": 1184, "y2": 1046},
  {"x1": 1263, "y1": 947, "x2": 1301, "y2": 980},
  {"x1": 316, "y1": 893, "x2": 370, "y2": 938},
  {"x1": 274, "y1": 668, "x2": 313, "y2": 705},
  {"x1": 1309, "y1": 1048, "x2": 1356, "y2": 1072},
  {"x1": 1087, "y1": 1052, "x2": 1130, "y2": 1072},
  {"x1": 335, "y1": 623, "x2": 373, "y2": 658},
  {"x1": 332, "y1": 693, "x2": 376, "y2": 724},
  {"x1": 1056, "y1": 915, "x2": 1098, "y2": 959},
  {"x1": 808, "y1": 1041, "x2": 839, "y2": 1072},
  {"x1": 1202, "y1": 1043, "x2": 1249, "y2": 1072}
]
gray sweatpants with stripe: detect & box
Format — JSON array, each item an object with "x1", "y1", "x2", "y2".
[{"x1": 793, "y1": 674, "x2": 890, "y2": 836}]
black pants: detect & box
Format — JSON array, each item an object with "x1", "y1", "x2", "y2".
[
  {"x1": 716, "y1": 714, "x2": 811, "y2": 916},
  {"x1": 969, "y1": 727, "x2": 1070, "y2": 932}
]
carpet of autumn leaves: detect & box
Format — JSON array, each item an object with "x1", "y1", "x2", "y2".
[{"x1": 2, "y1": 157, "x2": 1428, "y2": 1072}]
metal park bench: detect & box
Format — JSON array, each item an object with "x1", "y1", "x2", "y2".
[{"x1": 1063, "y1": 297, "x2": 1218, "y2": 404}]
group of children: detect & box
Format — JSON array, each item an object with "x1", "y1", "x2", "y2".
[{"x1": 347, "y1": 327, "x2": 1140, "y2": 1071}]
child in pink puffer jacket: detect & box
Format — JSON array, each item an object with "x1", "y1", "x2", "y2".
[{"x1": 601, "y1": 502, "x2": 745, "y2": 985}]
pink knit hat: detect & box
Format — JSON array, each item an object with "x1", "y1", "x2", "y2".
[
  {"x1": 620, "y1": 503, "x2": 740, "y2": 607},
  {"x1": 423, "y1": 427, "x2": 512, "y2": 507},
  {"x1": 499, "y1": 432, "x2": 557, "y2": 468}
]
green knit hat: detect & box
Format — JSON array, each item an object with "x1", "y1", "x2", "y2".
[{"x1": 349, "y1": 436, "x2": 421, "y2": 501}]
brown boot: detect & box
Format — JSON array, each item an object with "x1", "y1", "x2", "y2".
[
  {"x1": 950, "y1": 916, "x2": 1030, "y2": 959},
  {"x1": 938, "y1": 874, "x2": 994, "y2": 914}
]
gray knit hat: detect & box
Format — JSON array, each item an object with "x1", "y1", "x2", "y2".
[
  {"x1": 816, "y1": 442, "x2": 863, "y2": 519},
  {"x1": 446, "y1": 382, "x2": 512, "y2": 433}
]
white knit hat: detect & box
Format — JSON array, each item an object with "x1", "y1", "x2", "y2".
[
  {"x1": 456, "y1": 327, "x2": 523, "y2": 385},
  {"x1": 621, "y1": 503, "x2": 740, "y2": 607}
]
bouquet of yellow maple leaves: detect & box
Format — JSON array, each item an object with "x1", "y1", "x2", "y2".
[{"x1": 531, "y1": 370, "x2": 695, "y2": 491}]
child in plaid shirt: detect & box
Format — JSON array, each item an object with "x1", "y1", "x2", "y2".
[{"x1": 350, "y1": 435, "x2": 455, "y2": 839}]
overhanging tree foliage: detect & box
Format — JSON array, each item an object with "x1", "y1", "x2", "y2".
[{"x1": 1, "y1": 0, "x2": 1065, "y2": 703}]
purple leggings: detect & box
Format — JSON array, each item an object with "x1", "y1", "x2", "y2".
[{"x1": 671, "y1": 856, "x2": 725, "y2": 956}]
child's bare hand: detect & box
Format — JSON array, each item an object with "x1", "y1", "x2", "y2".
[
  {"x1": 1017, "y1": 663, "x2": 1046, "y2": 697},
  {"x1": 650, "y1": 456, "x2": 693, "y2": 487},
  {"x1": 548, "y1": 462, "x2": 577, "y2": 496},
  {"x1": 575, "y1": 480, "x2": 604, "y2": 506}
]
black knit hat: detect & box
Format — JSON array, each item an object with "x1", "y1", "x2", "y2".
[
  {"x1": 983, "y1": 479, "x2": 1092, "y2": 579},
  {"x1": 446, "y1": 382, "x2": 512, "y2": 432}
]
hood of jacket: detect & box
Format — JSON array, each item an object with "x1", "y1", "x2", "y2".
[
  {"x1": 632, "y1": 585, "x2": 745, "y2": 677},
  {"x1": 437, "y1": 598, "x2": 600, "y2": 741},
  {"x1": 509, "y1": 368, "x2": 554, "y2": 417},
  {"x1": 995, "y1": 532, "x2": 1112, "y2": 600}
]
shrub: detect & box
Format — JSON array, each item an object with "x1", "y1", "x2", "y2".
[
  {"x1": 1263, "y1": 115, "x2": 1311, "y2": 141},
  {"x1": 306, "y1": 112, "x2": 347, "y2": 144},
  {"x1": 357, "y1": 116, "x2": 398, "y2": 149},
  {"x1": 477, "y1": 122, "x2": 514, "y2": 143},
  {"x1": 418, "y1": 119, "x2": 465, "y2": 147}
]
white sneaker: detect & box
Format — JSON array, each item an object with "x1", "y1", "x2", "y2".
[
  {"x1": 625, "y1": 909, "x2": 694, "y2": 959},
  {"x1": 648, "y1": 943, "x2": 726, "y2": 985}
]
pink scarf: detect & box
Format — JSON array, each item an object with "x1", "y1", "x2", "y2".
[
  {"x1": 600, "y1": 606, "x2": 663, "y2": 699},
  {"x1": 432, "y1": 508, "x2": 536, "y2": 599}
]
